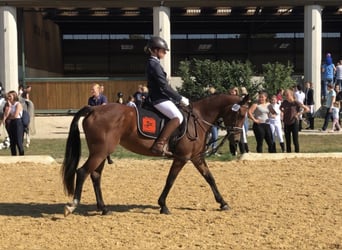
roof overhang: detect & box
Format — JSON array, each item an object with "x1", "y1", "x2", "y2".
[{"x1": 0, "y1": 0, "x2": 341, "y2": 8}]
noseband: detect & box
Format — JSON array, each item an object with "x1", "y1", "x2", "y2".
[
  {"x1": 225, "y1": 103, "x2": 247, "y2": 136},
  {"x1": 202, "y1": 103, "x2": 248, "y2": 157}
]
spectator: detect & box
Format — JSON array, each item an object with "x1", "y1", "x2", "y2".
[
  {"x1": 321, "y1": 53, "x2": 336, "y2": 102},
  {"x1": 228, "y1": 86, "x2": 240, "y2": 155},
  {"x1": 320, "y1": 83, "x2": 336, "y2": 132},
  {"x1": 294, "y1": 84, "x2": 305, "y2": 131},
  {"x1": 19, "y1": 85, "x2": 35, "y2": 147},
  {"x1": 133, "y1": 85, "x2": 144, "y2": 107},
  {"x1": 88, "y1": 83, "x2": 113, "y2": 164},
  {"x1": 280, "y1": 89, "x2": 309, "y2": 153},
  {"x1": 6, "y1": 90, "x2": 25, "y2": 156},
  {"x1": 304, "y1": 81, "x2": 315, "y2": 130},
  {"x1": 206, "y1": 87, "x2": 219, "y2": 155},
  {"x1": 99, "y1": 84, "x2": 105, "y2": 94},
  {"x1": 88, "y1": 83, "x2": 108, "y2": 106},
  {"x1": 336, "y1": 60, "x2": 342, "y2": 90},
  {"x1": 126, "y1": 95, "x2": 136, "y2": 108},
  {"x1": 116, "y1": 92, "x2": 124, "y2": 104},
  {"x1": 329, "y1": 101, "x2": 341, "y2": 132},
  {"x1": 269, "y1": 95, "x2": 285, "y2": 152},
  {"x1": 248, "y1": 91, "x2": 275, "y2": 153},
  {"x1": 276, "y1": 88, "x2": 284, "y2": 104},
  {"x1": 21, "y1": 85, "x2": 32, "y2": 100},
  {"x1": 239, "y1": 87, "x2": 249, "y2": 154}
]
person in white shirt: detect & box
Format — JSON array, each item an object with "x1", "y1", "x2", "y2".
[
  {"x1": 294, "y1": 84, "x2": 305, "y2": 131},
  {"x1": 330, "y1": 101, "x2": 341, "y2": 132},
  {"x1": 335, "y1": 60, "x2": 342, "y2": 90},
  {"x1": 269, "y1": 95, "x2": 285, "y2": 152}
]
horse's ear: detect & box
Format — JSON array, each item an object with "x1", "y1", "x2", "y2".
[{"x1": 239, "y1": 94, "x2": 249, "y2": 105}]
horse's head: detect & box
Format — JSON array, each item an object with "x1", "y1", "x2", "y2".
[{"x1": 222, "y1": 94, "x2": 250, "y2": 143}]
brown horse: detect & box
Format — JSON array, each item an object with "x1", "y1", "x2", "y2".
[{"x1": 62, "y1": 93, "x2": 249, "y2": 216}]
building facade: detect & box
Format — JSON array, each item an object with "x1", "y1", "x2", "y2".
[{"x1": 1, "y1": 1, "x2": 342, "y2": 110}]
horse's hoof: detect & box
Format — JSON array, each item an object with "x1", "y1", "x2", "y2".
[
  {"x1": 64, "y1": 205, "x2": 73, "y2": 217},
  {"x1": 101, "y1": 209, "x2": 112, "y2": 215},
  {"x1": 160, "y1": 207, "x2": 171, "y2": 215},
  {"x1": 220, "y1": 204, "x2": 231, "y2": 211}
]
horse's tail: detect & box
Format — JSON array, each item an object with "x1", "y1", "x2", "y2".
[{"x1": 61, "y1": 105, "x2": 93, "y2": 196}]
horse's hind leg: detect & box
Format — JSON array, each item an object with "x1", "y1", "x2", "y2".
[
  {"x1": 64, "y1": 165, "x2": 89, "y2": 216},
  {"x1": 158, "y1": 159, "x2": 186, "y2": 214},
  {"x1": 64, "y1": 159, "x2": 104, "y2": 216},
  {"x1": 191, "y1": 157, "x2": 230, "y2": 211},
  {"x1": 90, "y1": 162, "x2": 110, "y2": 215}
]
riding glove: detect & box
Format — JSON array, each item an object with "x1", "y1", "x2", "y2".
[{"x1": 181, "y1": 96, "x2": 190, "y2": 106}]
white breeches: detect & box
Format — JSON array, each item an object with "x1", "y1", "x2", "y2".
[
  {"x1": 154, "y1": 100, "x2": 184, "y2": 124},
  {"x1": 269, "y1": 121, "x2": 284, "y2": 143},
  {"x1": 240, "y1": 126, "x2": 247, "y2": 143}
]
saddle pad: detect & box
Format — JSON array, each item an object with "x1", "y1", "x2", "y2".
[{"x1": 135, "y1": 106, "x2": 166, "y2": 139}]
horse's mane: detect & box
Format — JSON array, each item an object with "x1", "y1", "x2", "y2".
[{"x1": 192, "y1": 93, "x2": 241, "y2": 107}]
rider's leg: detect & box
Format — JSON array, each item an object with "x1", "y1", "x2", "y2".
[
  {"x1": 151, "y1": 117, "x2": 180, "y2": 156},
  {"x1": 151, "y1": 100, "x2": 183, "y2": 156}
]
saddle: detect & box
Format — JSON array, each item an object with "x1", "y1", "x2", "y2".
[{"x1": 134, "y1": 104, "x2": 187, "y2": 152}]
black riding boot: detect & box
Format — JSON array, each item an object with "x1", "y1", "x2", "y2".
[
  {"x1": 280, "y1": 142, "x2": 285, "y2": 153},
  {"x1": 229, "y1": 142, "x2": 237, "y2": 156},
  {"x1": 244, "y1": 143, "x2": 249, "y2": 153},
  {"x1": 107, "y1": 155, "x2": 113, "y2": 164},
  {"x1": 151, "y1": 118, "x2": 180, "y2": 157},
  {"x1": 309, "y1": 117, "x2": 315, "y2": 129},
  {"x1": 299, "y1": 120, "x2": 302, "y2": 131},
  {"x1": 238, "y1": 142, "x2": 245, "y2": 154}
]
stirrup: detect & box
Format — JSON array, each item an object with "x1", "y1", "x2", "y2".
[{"x1": 151, "y1": 142, "x2": 173, "y2": 157}]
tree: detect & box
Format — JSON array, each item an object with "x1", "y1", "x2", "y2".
[
  {"x1": 177, "y1": 59, "x2": 254, "y2": 100},
  {"x1": 261, "y1": 62, "x2": 296, "y2": 96}
]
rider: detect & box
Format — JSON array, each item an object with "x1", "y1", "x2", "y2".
[{"x1": 145, "y1": 36, "x2": 189, "y2": 156}]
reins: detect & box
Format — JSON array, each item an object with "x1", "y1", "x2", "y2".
[{"x1": 179, "y1": 103, "x2": 246, "y2": 159}]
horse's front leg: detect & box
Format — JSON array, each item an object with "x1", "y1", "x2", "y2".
[
  {"x1": 90, "y1": 162, "x2": 110, "y2": 215},
  {"x1": 64, "y1": 166, "x2": 89, "y2": 216},
  {"x1": 158, "y1": 159, "x2": 186, "y2": 214},
  {"x1": 191, "y1": 157, "x2": 230, "y2": 211}
]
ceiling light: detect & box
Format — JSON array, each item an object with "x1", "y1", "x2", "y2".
[
  {"x1": 246, "y1": 7, "x2": 256, "y2": 15},
  {"x1": 121, "y1": 44, "x2": 134, "y2": 50},
  {"x1": 60, "y1": 11, "x2": 78, "y2": 16},
  {"x1": 277, "y1": 7, "x2": 293, "y2": 14},
  {"x1": 186, "y1": 8, "x2": 201, "y2": 15},
  {"x1": 337, "y1": 7, "x2": 342, "y2": 14},
  {"x1": 122, "y1": 8, "x2": 140, "y2": 16},
  {"x1": 216, "y1": 8, "x2": 231, "y2": 15},
  {"x1": 92, "y1": 10, "x2": 110, "y2": 16},
  {"x1": 198, "y1": 44, "x2": 212, "y2": 51}
]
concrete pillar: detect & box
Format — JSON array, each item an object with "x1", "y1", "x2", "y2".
[
  {"x1": 153, "y1": 6, "x2": 171, "y2": 79},
  {"x1": 0, "y1": 6, "x2": 19, "y2": 93},
  {"x1": 304, "y1": 5, "x2": 322, "y2": 111}
]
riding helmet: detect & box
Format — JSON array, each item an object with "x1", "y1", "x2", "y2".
[{"x1": 144, "y1": 36, "x2": 169, "y2": 53}]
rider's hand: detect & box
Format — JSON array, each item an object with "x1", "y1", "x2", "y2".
[{"x1": 181, "y1": 96, "x2": 190, "y2": 106}]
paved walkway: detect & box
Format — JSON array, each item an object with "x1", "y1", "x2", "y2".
[
  {"x1": 1, "y1": 116, "x2": 341, "y2": 164},
  {"x1": 1, "y1": 115, "x2": 337, "y2": 140}
]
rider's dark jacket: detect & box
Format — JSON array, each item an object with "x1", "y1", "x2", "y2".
[{"x1": 146, "y1": 56, "x2": 182, "y2": 105}]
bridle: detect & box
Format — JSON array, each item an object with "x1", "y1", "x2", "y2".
[{"x1": 202, "y1": 103, "x2": 249, "y2": 157}]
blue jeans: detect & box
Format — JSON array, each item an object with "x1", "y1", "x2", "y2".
[
  {"x1": 208, "y1": 126, "x2": 218, "y2": 149},
  {"x1": 322, "y1": 108, "x2": 333, "y2": 131},
  {"x1": 322, "y1": 78, "x2": 333, "y2": 99}
]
